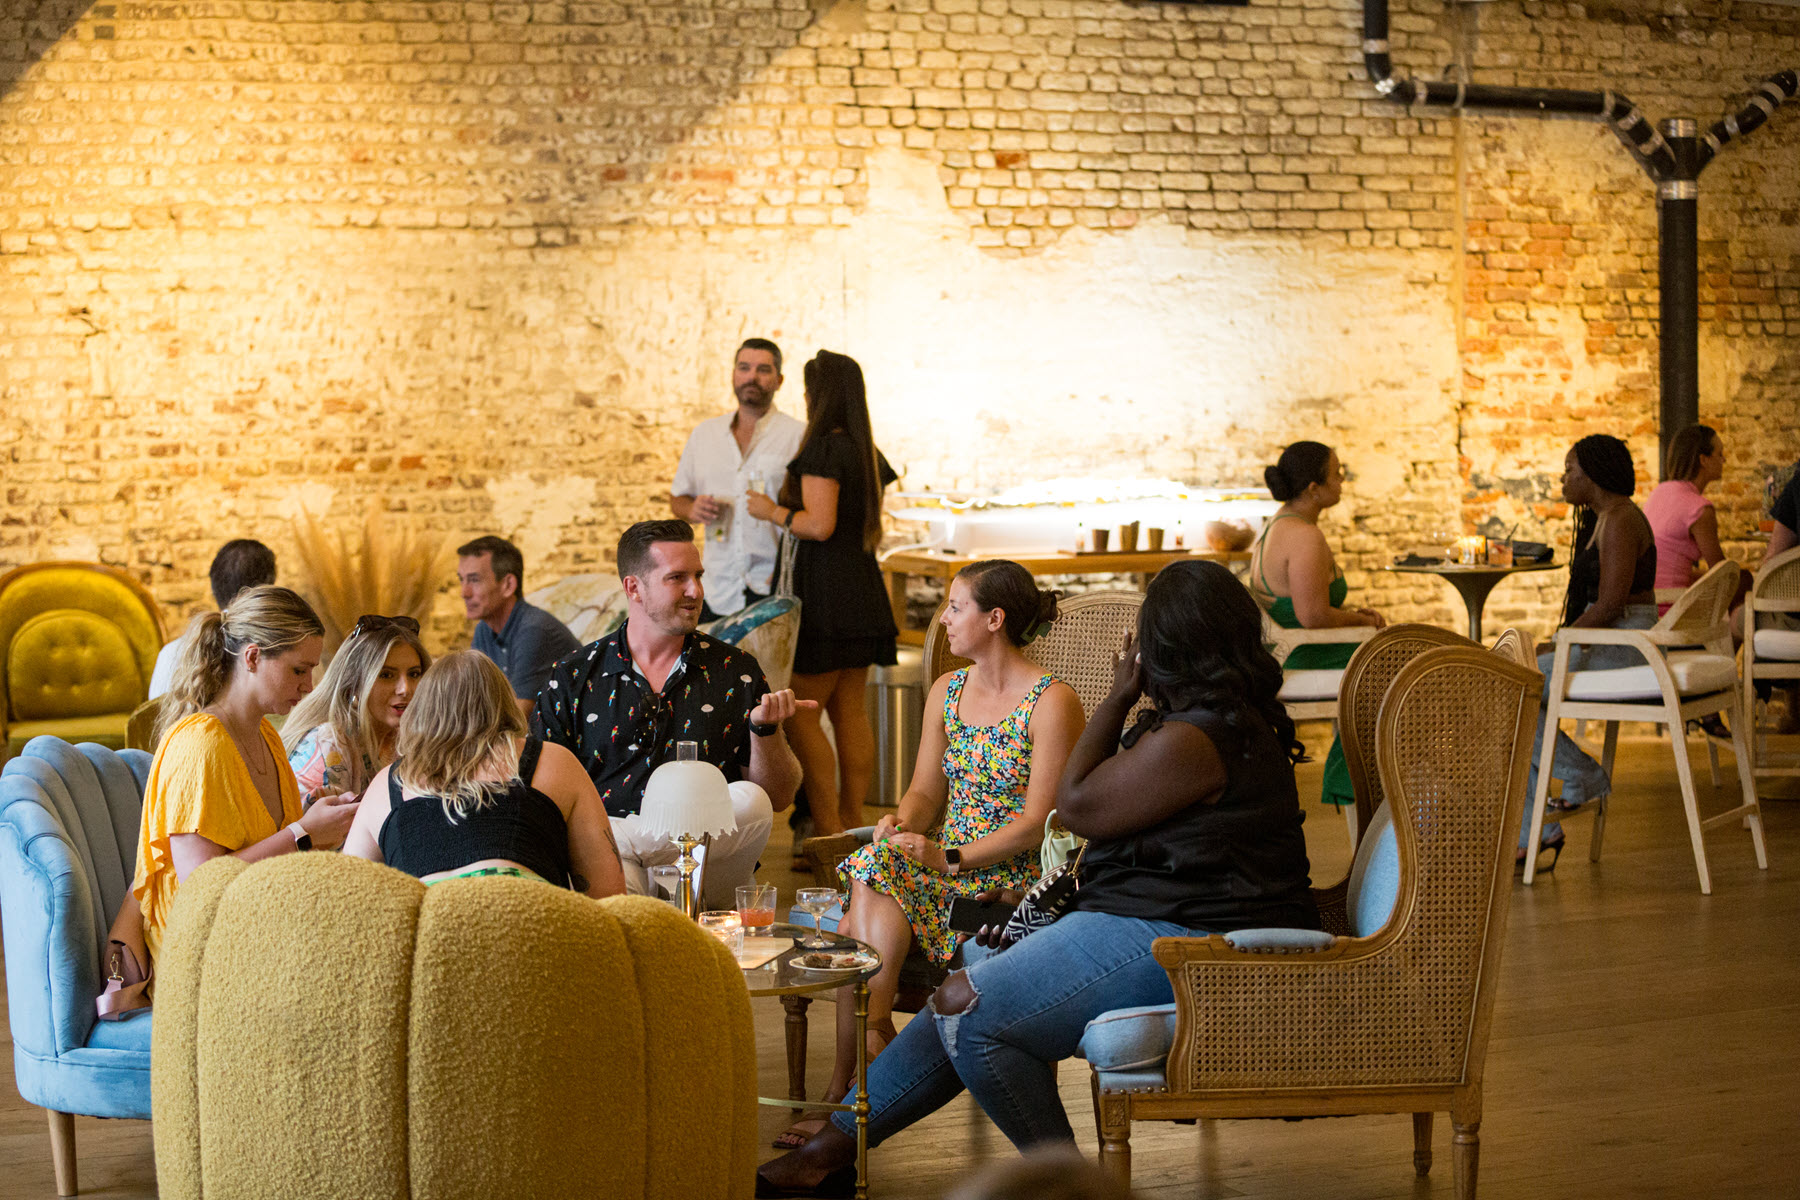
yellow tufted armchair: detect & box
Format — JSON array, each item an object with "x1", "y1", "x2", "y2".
[
  {"x1": 0, "y1": 563, "x2": 165, "y2": 758},
  {"x1": 153, "y1": 852, "x2": 759, "y2": 1200}
]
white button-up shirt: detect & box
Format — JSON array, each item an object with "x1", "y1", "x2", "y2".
[{"x1": 671, "y1": 408, "x2": 806, "y2": 613}]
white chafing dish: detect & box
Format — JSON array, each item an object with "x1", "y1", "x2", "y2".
[{"x1": 887, "y1": 477, "x2": 1279, "y2": 556}]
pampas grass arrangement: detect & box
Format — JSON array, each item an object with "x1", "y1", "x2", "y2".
[{"x1": 290, "y1": 501, "x2": 455, "y2": 656}]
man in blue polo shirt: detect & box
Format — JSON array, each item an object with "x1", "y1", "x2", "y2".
[{"x1": 459, "y1": 535, "x2": 579, "y2": 719}]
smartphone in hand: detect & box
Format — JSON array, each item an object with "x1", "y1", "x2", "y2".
[{"x1": 947, "y1": 896, "x2": 1017, "y2": 935}]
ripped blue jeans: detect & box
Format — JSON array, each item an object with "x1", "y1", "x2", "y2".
[{"x1": 829, "y1": 910, "x2": 1203, "y2": 1149}]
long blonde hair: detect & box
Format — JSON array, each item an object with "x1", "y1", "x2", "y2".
[
  {"x1": 394, "y1": 651, "x2": 526, "y2": 821},
  {"x1": 156, "y1": 585, "x2": 323, "y2": 748},
  {"x1": 281, "y1": 621, "x2": 432, "y2": 786}
]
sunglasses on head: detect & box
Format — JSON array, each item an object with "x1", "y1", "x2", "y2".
[{"x1": 350, "y1": 614, "x2": 422, "y2": 638}]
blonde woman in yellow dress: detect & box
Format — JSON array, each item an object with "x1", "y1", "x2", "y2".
[{"x1": 130, "y1": 586, "x2": 361, "y2": 969}]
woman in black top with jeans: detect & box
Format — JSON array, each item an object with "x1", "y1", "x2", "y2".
[
  {"x1": 1518, "y1": 434, "x2": 1658, "y2": 872},
  {"x1": 343, "y1": 651, "x2": 625, "y2": 896},
  {"x1": 757, "y1": 560, "x2": 1319, "y2": 1197}
]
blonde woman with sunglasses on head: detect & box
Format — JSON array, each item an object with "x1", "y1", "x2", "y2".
[
  {"x1": 342, "y1": 651, "x2": 626, "y2": 897},
  {"x1": 284, "y1": 614, "x2": 431, "y2": 800}
]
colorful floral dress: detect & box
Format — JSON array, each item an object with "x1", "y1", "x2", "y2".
[
  {"x1": 286, "y1": 725, "x2": 379, "y2": 799},
  {"x1": 842, "y1": 669, "x2": 1053, "y2": 964}
]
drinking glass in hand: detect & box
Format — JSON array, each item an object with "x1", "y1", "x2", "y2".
[
  {"x1": 794, "y1": 887, "x2": 842, "y2": 949},
  {"x1": 736, "y1": 883, "x2": 777, "y2": 930}
]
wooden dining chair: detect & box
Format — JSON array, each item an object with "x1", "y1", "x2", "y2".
[
  {"x1": 1264, "y1": 612, "x2": 1378, "y2": 844},
  {"x1": 1743, "y1": 546, "x2": 1800, "y2": 786},
  {"x1": 1523, "y1": 560, "x2": 1767, "y2": 892}
]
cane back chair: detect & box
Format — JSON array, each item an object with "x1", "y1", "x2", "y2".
[{"x1": 1088, "y1": 643, "x2": 1541, "y2": 1200}]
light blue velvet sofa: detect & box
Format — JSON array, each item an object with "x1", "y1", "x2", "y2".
[{"x1": 0, "y1": 736, "x2": 154, "y2": 1195}]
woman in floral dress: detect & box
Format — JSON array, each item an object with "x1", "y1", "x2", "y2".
[{"x1": 775, "y1": 560, "x2": 1085, "y2": 1148}]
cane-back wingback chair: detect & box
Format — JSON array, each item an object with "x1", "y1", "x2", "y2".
[
  {"x1": 1085, "y1": 643, "x2": 1541, "y2": 1200},
  {"x1": 1489, "y1": 626, "x2": 1535, "y2": 669},
  {"x1": 1523, "y1": 560, "x2": 1766, "y2": 892},
  {"x1": 1743, "y1": 546, "x2": 1800, "y2": 784},
  {"x1": 1, "y1": 563, "x2": 165, "y2": 757},
  {"x1": 1332, "y1": 623, "x2": 1473, "y2": 856},
  {"x1": 788, "y1": 590, "x2": 1145, "y2": 1101}
]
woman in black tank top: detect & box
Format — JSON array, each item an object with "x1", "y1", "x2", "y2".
[
  {"x1": 757, "y1": 561, "x2": 1319, "y2": 1193},
  {"x1": 1520, "y1": 435, "x2": 1660, "y2": 872},
  {"x1": 341, "y1": 651, "x2": 626, "y2": 896}
]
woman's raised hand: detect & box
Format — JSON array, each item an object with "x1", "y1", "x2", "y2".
[
  {"x1": 1108, "y1": 631, "x2": 1143, "y2": 702},
  {"x1": 872, "y1": 813, "x2": 904, "y2": 841},
  {"x1": 299, "y1": 792, "x2": 360, "y2": 851}
]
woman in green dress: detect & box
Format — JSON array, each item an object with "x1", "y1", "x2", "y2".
[{"x1": 1249, "y1": 441, "x2": 1385, "y2": 809}]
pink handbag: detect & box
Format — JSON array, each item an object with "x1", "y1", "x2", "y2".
[{"x1": 97, "y1": 939, "x2": 152, "y2": 1020}]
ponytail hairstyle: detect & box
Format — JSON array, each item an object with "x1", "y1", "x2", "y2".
[
  {"x1": 954, "y1": 559, "x2": 1060, "y2": 647},
  {"x1": 393, "y1": 651, "x2": 527, "y2": 822},
  {"x1": 1562, "y1": 434, "x2": 1639, "y2": 627},
  {"x1": 1663, "y1": 423, "x2": 1718, "y2": 485},
  {"x1": 1264, "y1": 441, "x2": 1334, "y2": 503},
  {"x1": 1134, "y1": 560, "x2": 1304, "y2": 763},
  {"x1": 282, "y1": 619, "x2": 432, "y2": 775},
  {"x1": 155, "y1": 586, "x2": 324, "y2": 748}
]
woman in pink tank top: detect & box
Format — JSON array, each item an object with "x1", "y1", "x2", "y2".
[{"x1": 1643, "y1": 424, "x2": 1728, "y2": 612}]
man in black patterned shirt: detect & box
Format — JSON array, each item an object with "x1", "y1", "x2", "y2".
[{"x1": 532, "y1": 520, "x2": 810, "y2": 905}]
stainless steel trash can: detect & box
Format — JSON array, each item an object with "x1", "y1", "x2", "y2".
[{"x1": 865, "y1": 647, "x2": 923, "y2": 808}]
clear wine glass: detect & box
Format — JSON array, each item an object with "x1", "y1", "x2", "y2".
[{"x1": 794, "y1": 887, "x2": 841, "y2": 949}]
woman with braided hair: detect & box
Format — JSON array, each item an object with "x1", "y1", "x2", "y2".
[{"x1": 1522, "y1": 434, "x2": 1659, "y2": 872}]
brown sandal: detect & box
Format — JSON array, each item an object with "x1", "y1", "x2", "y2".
[{"x1": 772, "y1": 1109, "x2": 838, "y2": 1150}]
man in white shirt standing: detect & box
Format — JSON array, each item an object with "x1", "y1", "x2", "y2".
[{"x1": 670, "y1": 338, "x2": 807, "y2": 621}]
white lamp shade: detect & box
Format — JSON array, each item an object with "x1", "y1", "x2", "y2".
[{"x1": 634, "y1": 759, "x2": 737, "y2": 841}]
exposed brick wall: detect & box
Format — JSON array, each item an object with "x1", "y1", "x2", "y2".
[{"x1": 1, "y1": 0, "x2": 1796, "y2": 651}]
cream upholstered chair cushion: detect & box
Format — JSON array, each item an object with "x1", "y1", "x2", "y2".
[
  {"x1": 1751, "y1": 629, "x2": 1800, "y2": 661},
  {"x1": 152, "y1": 853, "x2": 757, "y2": 1200},
  {"x1": 1277, "y1": 668, "x2": 1344, "y2": 703},
  {"x1": 1563, "y1": 651, "x2": 1739, "y2": 702}
]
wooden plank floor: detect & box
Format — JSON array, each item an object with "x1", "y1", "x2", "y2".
[{"x1": 4, "y1": 736, "x2": 1797, "y2": 1198}]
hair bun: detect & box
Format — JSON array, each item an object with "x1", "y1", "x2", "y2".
[{"x1": 1263, "y1": 464, "x2": 1293, "y2": 502}]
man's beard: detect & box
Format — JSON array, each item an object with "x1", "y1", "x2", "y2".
[
  {"x1": 649, "y1": 595, "x2": 702, "y2": 635},
  {"x1": 736, "y1": 384, "x2": 771, "y2": 410}
]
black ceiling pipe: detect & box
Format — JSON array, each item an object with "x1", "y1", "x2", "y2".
[
  {"x1": 1658, "y1": 120, "x2": 1701, "y2": 472},
  {"x1": 1362, "y1": 0, "x2": 1795, "y2": 476}
]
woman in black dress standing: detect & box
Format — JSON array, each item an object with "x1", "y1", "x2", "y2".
[{"x1": 746, "y1": 350, "x2": 898, "y2": 835}]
